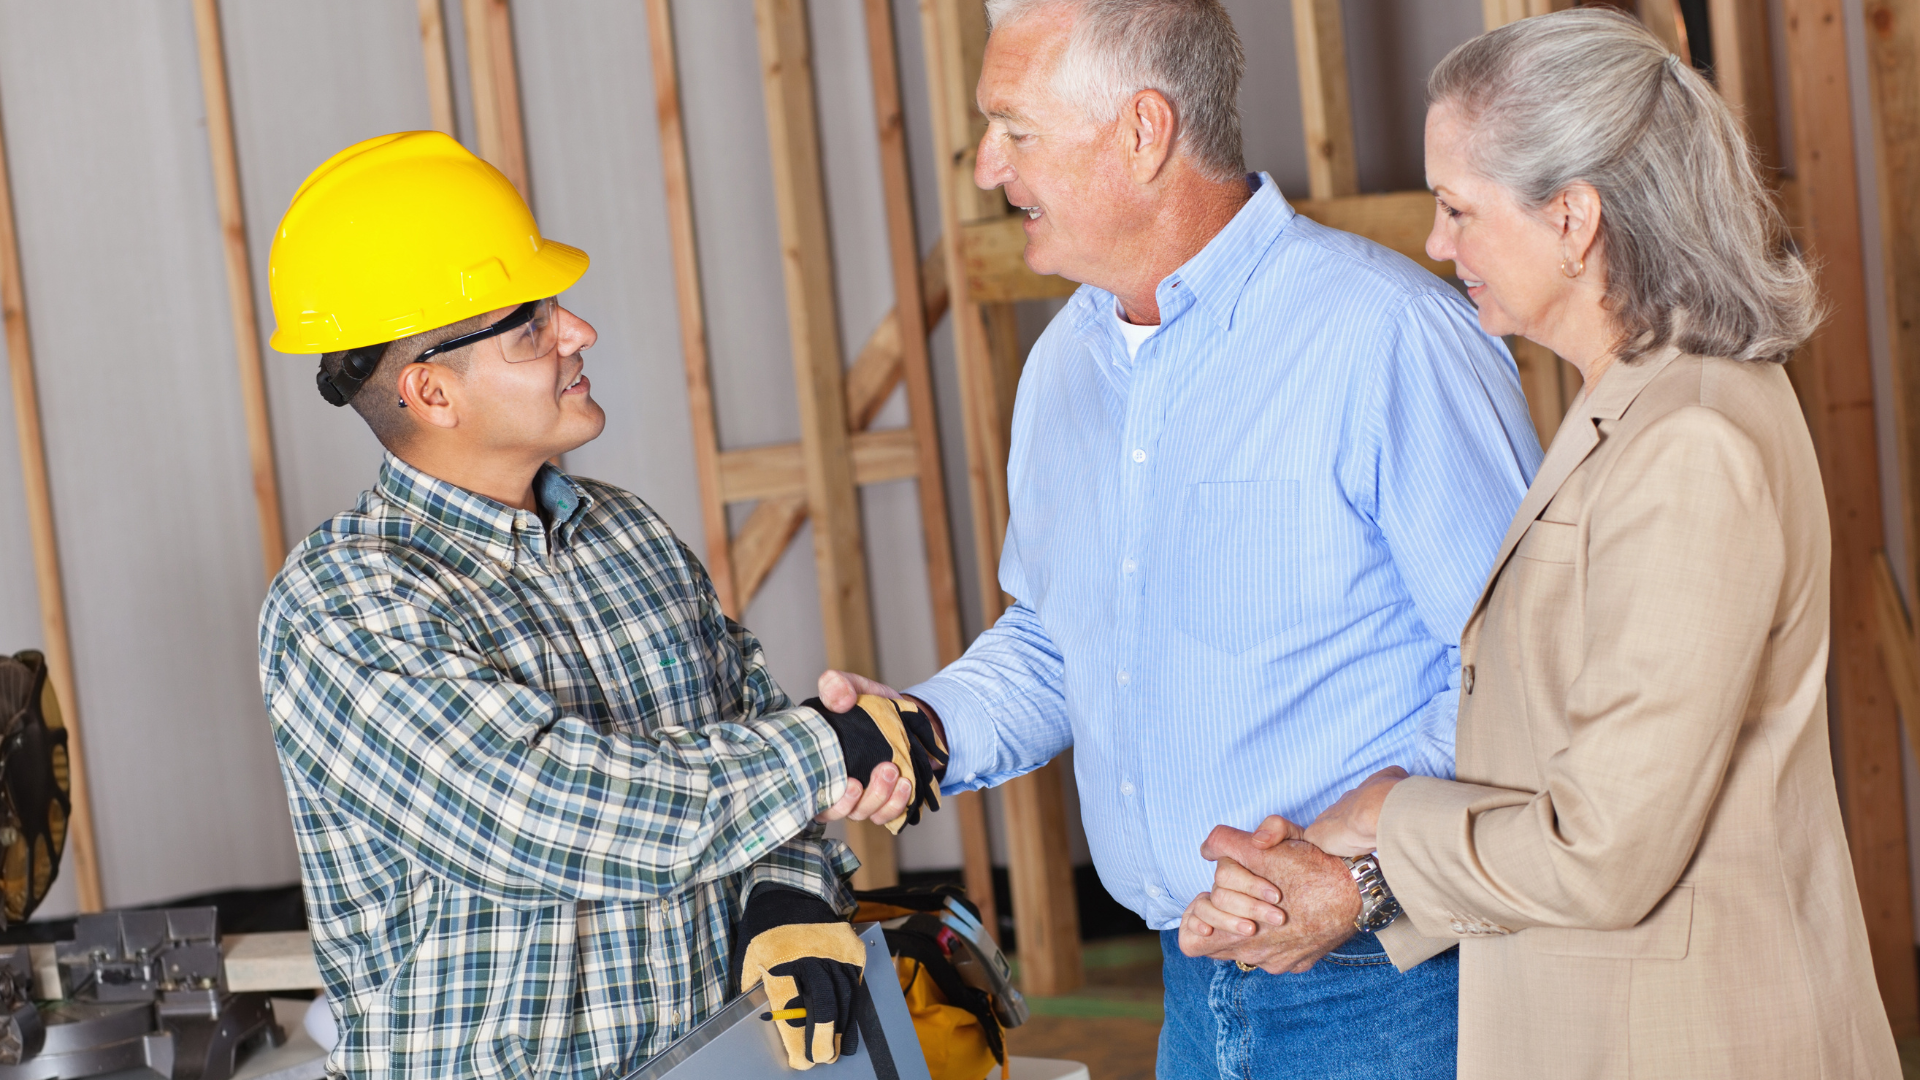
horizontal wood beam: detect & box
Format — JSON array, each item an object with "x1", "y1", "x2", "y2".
[
  {"x1": 961, "y1": 190, "x2": 1452, "y2": 304},
  {"x1": 719, "y1": 429, "x2": 920, "y2": 503}
]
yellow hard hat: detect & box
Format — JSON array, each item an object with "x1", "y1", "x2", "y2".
[{"x1": 267, "y1": 130, "x2": 588, "y2": 354}]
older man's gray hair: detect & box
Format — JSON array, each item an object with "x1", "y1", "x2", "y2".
[
  {"x1": 986, "y1": 0, "x2": 1245, "y2": 183},
  {"x1": 1429, "y1": 7, "x2": 1819, "y2": 365}
]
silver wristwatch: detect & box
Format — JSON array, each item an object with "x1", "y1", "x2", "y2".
[{"x1": 1344, "y1": 852, "x2": 1402, "y2": 933}]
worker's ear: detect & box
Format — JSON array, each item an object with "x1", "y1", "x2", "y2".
[{"x1": 396, "y1": 361, "x2": 460, "y2": 431}]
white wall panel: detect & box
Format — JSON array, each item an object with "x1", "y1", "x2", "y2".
[{"x1": 0, "y1": 0, "x2": 298, "y2": 908}]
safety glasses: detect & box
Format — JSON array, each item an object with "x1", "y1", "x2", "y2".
[{"x1": 414, "y1": 296, "x2": 560, "y2": 367}]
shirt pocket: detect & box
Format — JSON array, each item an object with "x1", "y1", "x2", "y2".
[
  {"x1": 1172, "y1": 480, "x2": 1299, "y2": 655},
  {"x1": 630, "y1": 640, "x2": 718, "y2": 732}
]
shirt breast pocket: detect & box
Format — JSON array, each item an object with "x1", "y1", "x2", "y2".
[
  {"x1": 631, "y1": 640, "x2": 717, "y2": 731},
  {"x1": 1172, "y1": 480, "x2": 1299, "y2": 655}
]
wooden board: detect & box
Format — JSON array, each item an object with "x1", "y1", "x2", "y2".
[
  {"x1": 921, "y1": 0, "x2": 1082, "y2": 994},
  {"x1": 191, "y1": 0, "x2": 285, "y2": 584},
  {"x1": 418, "y1": 0, "x2": 459, "y2": 138},
  {"x1": 223, "y1": 931, "x2": 325, "y2": 993},
  {"x1": 754, "y1": 0, "x2": 893, "y2": 889},
  {"x1": 1292, "y1": 0, "x2": 1358, "y2": 199},
  {"x1": 461, "y1": 0, "x2": 528, "y2": 199},
  {"x1": 1780, "y1": 0, "x2": 1919, "y2": 1035},
  {"x1": 1708, "y1": 0, "x2": 1782, "y2": 170},
  {"x1": 0, "y1": 69, "x2": 104, "y2": 915}
]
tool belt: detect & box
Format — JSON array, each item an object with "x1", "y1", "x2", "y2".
[{"x1": 852, "y1": 884, "x2": 1027, "y2": 1080}]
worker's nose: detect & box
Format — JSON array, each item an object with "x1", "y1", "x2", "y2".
[{"x1": 558, "y1": 305, "x2": 597, "y2": 355}]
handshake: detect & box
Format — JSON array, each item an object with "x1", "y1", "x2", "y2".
[
  {"x1": 804, "y1": 671, "x2": 948, "y2": 833},
  {"x1": 1178, "y1": 766, "x2": 1408, "y2": 974}
]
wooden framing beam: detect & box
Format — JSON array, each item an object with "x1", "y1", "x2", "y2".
[
  {"x1": 418, "y1": 0, "x2": 459, "y2": 138},
  {"x1": 1291, "y1": 0, "x2": 1358, "y2": 200},
  {"x1": 1781, "y1": 0, "x2": 1919, "y2": 1035},
  {"x1": 191, "y1": 0, "x2": 285, "y2": 584},
  {"x1": 1481, "y1": 0, "x2": 1574, "y2": 26},
  {"x1": 1708, "y1": 0, "x2": 1782, "y2": 170},
  {"x1": 921, "y1": 0, "x2": 1082, "y2": 994},
  {"x1": 645, "y1": 0, "x2": 739, "y2": 615},
  {"x1": 754, "y1": 0, "x2": 896, "y2": 889},
  {"x1": 1637, "y1": 0, "x2": 1692, "y2": 61},
  {"x1": 863, "y1": 0, "x2": 995, "y2": 937},
  {"x1": 461, "y1": 0, "x2": 529, "y2": 199},
  {"x1": 0, "y1": 80, "x2": 104, "y2": 913}
]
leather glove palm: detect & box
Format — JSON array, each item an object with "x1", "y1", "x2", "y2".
[
  {"x1": 802, "y1": 694, "x2": 948, "y2": 833},
  {"x1": 731, "y1": 888, "x2": 865, "y2": 1070}
]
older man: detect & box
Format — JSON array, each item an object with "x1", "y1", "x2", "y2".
[{"x1": 821, "y1": 1, "x2": 1540, "y2": 1077}]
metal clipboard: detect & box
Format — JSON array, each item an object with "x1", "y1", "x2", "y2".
[{"x1": 621, "y1": 924, "x2": 933, "y2": 1080}]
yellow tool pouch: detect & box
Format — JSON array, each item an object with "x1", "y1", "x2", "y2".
[{"x1": 855, "y1": 885, "x2": 1024, "y2": 1080}]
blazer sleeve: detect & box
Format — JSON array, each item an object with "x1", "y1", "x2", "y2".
[{"x1": 1374, "y1": 404, "x2": 1786, "y2": 939}]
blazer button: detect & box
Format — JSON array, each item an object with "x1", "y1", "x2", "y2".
[{"x1": 1463, "y1": 665, "x2": 1475, "y2": 695}]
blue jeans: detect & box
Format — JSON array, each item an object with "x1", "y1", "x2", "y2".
[{"x1": 1156, "y1": 930, "x2": 1459, "y2": 1080}]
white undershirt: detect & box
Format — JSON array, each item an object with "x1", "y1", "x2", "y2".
[{"x1": 1113, "y1": 304, "x2": 1160, "y2": 361}]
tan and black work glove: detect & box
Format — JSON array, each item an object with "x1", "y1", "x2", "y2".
[
  {"x1": 730, "y1": 887, "x2": 866, "y2": 1070},
  {"x1": 802, "y1": 694, "x2": 948, "y2": 833}
]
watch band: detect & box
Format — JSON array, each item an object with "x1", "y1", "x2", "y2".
[{"x1": 1344, "y1": 852, "x2": 1402, "y2": 933}]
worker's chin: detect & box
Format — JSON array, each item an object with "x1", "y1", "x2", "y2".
[{"x1": 556, "y1": 399, "x2": 606, "y2": 455}]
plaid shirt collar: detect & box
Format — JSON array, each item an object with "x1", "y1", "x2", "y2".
[{"x1": 376, "y1": 452, "x2": 593, "y2": 564}]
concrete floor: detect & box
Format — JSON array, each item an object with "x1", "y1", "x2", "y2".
[{"x1": 1006, "y1": 936, "x2": 1163, "y2": 1080}]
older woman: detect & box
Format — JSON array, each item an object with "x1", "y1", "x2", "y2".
[{"x1": 1182, "y1": 8, "x2": 1901, "y2": 1078}]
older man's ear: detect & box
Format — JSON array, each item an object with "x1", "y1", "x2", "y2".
[{"x1": 1122, "y1": 88, "x2": 1179, "y2": 184}]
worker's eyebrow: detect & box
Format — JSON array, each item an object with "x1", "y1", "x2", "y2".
[{"x1": 980, "y1": 103, "x2": 1031, "y2": 125}]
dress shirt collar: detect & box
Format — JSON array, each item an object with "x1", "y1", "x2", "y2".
[{"x1": 376, "y1": 451, "x2": 593, "y2": 564}]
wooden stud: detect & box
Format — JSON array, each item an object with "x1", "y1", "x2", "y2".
[
  {"x1": 1708, "y1": 0, "x2": 1782, "y2": 170},
  {"x1": 921, "y1": 0, "x2": 1021, "y2": 632},
  {"x1": 1866, "y1": 0, "x2": 1920, "y2": 662},
  {"x1": 1637, "y1": 0, "x2": 1692, "y2": 61},
  {"x1": 0, "y1": 84, "x2": 104, "y2": 913},
  {"x1": 1291, "y1": 0, "x2": 1358, "y2": 200},
  {"x1": 191, "y1": 0, "x2": 286, "y2": 584},
  {"x1": 921, "y1": 0, "x2": 1083, "y2": 993},
  {"x1": 1481, "y1": 0, "x2": 1574, "y2": 27},
  {"x1": 1872, "y1": 553, "x2": 1920, "y2": 746},
  {"x1": 461, "y1": 0, "x2": 529, "y2": 199},
  {"x1": 754, "y1": 0, "x2": 894, "y2": 889},
  {"x1": 646, "y1": 0, "x2": 741, "y2": 614},
  {"x1": 1780, "y1": 0, "x2": 1919, "y2": 1036},
  {"x1": 863, "y1": 0, "x2": 994, "y2": 935},
  {"x1": 865, "y1": 0, "x2": 965, "y2": 669},
  {"x1": 418, "y1": 0, "x2": 459, "y2": 138}
]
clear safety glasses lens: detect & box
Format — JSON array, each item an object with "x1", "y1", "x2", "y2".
[{"x1": 498, "y1": 297, "x2": 559, "y2": 363}]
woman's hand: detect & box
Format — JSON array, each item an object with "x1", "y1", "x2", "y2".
[{"x1": 1303, "y1": 766, "x2": 1409, "y2": 857}]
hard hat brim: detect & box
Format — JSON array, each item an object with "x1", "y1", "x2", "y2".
[{"x1": 268, "y1": 238, "x2": 591, "y2": 355}]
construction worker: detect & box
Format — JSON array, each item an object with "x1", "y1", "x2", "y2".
[{"x1": 256, "y1": 131, "x2": 944, "y2": 1079}]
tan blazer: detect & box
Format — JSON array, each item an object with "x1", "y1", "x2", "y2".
[{"x1": 1372, "y1": 347, "x2": 1899, "y2": 1079}]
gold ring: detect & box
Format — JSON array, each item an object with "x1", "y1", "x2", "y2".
[{"x1": 1235, "y1": 960, "x2": 1257, "y2": 973}]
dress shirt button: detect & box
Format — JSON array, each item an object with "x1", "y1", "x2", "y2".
[
  {"x1": 1463, "y1": 665, "x2": 1475, "y2": 695},
  {"x1": 1121, "y1": 781, "x2": 1134, "y2": 796},
  {"x1": 1146, "y1": 884, "x2": 1162, "y2": 897},
  {"x1": 1132, "y1": 448, "x2": 1147, "y2": 464},
  {"x1": 1116, "y1": 669, "x2": 1130, "y2": 686},
  {"x1": 1122, "y1": 558, "x2": 1137, "y2": 575}
]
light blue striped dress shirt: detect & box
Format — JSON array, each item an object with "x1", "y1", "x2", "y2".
[{"x1": 908, "y1": 174, "x2": 1543, "y2": 930}]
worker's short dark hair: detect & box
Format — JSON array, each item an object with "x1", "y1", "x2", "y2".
[{"x1": 317, "y1": 313, "x2": 486, "y2": 451}]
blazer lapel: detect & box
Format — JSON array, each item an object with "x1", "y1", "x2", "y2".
[{"x1": 1465, "y1": 346, "x2": 1686, "y2": 629}]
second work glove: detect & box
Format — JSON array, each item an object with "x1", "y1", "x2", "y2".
[
  {"x1": 802, "y1": 694, "x2": 949, "y2": 832},
  {"x1": 731, "y1": 887, "x2": 866, "y2": 1070}
]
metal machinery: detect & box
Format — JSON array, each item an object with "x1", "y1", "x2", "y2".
[{"x1": 0, "y1": 654, "x2": 281, "y2": 1079}]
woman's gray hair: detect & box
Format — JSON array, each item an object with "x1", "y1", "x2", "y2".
[
  {"x1": 985, "y1": 0, "x2": 1245, "y2": 183},
  {"x1": 1429, "y1": 7, "x2": 1819, "y2": 364}
]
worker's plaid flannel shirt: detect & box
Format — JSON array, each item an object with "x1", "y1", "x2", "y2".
[{"x1": 258, "y1": 453, "x2": 856, "y2": 1080}]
